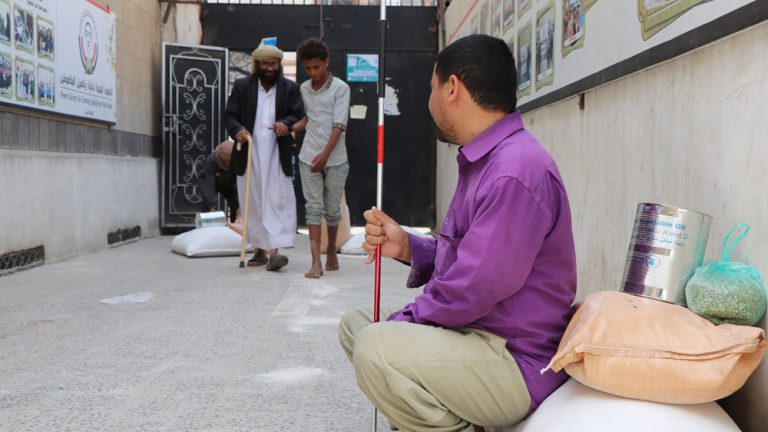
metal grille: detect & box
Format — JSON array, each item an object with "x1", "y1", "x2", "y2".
[
  {"x1": 0, "y1": 245, "x2": 45, "y2": 276},
  {"x1": 161, "y1": 44, "x2": 229, "y2": 228},
  {"x1": 107, "y1": 226, "x2": 142, "y2": 247},
  {"x1": 204, "y1": 0, "x2": 437, "y2": 6}
]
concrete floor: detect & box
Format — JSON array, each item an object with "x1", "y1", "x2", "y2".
[{"x1": 0, "y1": 234, "x2": 419, "y2": 431}]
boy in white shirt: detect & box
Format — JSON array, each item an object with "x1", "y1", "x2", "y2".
[{"x1": 296, "y1": 37, "x2": 351, "y2": 278}]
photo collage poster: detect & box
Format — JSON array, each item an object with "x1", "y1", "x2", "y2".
[
  {"x1": 0, "y1": 0, "x2": 116, "y2": 123},
  {"x1": 0, "y1": 0, "x2": 56, "y2": 107},
  {"x1": 455, "y1": 0, "x2": 751, "y2": 107},
  {"x1": 467, "y1": 0, "x2": 600, "y2": 98}
]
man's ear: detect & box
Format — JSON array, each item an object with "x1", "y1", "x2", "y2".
[{"x1": 447, "y1": 74, "x2": 461, "y2": 102}]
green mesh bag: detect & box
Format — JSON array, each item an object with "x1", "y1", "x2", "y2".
[{"x1": 685, "y1": 223, "x2": 767, "y2": 326}]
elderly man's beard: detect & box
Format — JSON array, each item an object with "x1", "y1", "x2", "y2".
[{"x1": 257, "y1": 65, "x2": 282, "y2": 86}]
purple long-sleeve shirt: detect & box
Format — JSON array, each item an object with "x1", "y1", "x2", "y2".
[{"x1": 388, "y1": 112, "x2": 577, "y2": 412}]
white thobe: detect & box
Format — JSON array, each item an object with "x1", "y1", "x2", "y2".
[{"x1": 237, "y1": 81, "x2": 296, "y2": 250}]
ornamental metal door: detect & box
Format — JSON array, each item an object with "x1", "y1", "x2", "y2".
[{"x1": 161, "y1": 43, "x2": 229, "y2": 229}]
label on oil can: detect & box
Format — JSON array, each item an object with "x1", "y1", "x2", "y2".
[{"x1": 633, "y1": 213, "x2": 689, "y2": 250}]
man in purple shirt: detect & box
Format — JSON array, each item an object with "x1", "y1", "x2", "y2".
[{"x1": 338, "y1": 35, "x2": 576, "y2": 432}]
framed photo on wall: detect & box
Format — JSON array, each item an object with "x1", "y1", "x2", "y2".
[
  {"x1": 37, "y1": 17, "x2": 54, "y2": 60},
  {"x1": 503, "y1": 0, "x2": 516, "y2": 34},
  {"x1": 0, "y1": 0, "x2": 11, "y2": 46},
  {"x1": 517, "y1": 0, "x2": 532, "y2": 17},
  {"x1": 638, "y1": 0, "x2": 710, "y2": 40},
  {"x1": 0, "y1": 51, "x2": 11, "y2": 98},
  {"x1": 535, "y1": 2, "x2": 556, "y2": 90},
  {"x1": 562, "y1": 0, "x2": 585, "y2": 57},
  {"x1": 13, "y1": 5, "x2": 34, "y2": 54},
  {"x1": 37, "y1": 64, "x2": 54, "y2": 107},
  {"x1": 491, "y1": 0, "x2": 502, "y2": 37},
  {"x1": 517, "y1": 20, "x2": 532, "y2": 97},
  {"x1": 14, "y1": 56, "x2": 34, "y2": 103}
]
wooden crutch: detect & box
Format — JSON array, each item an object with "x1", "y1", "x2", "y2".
[{"x1": 238, "y1": 136, "x2": 253, "y2": 268}]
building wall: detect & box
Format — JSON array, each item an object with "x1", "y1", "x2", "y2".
[
  {"x1": 111, "y1": 0, "x2": 162, "y2": 136},
  {"x1": 0, "y1": 0, "x2": 162, "y2": 263},
  {"x1": 439, "y1": 6, "x2": 768, "y2": 432},
  {"x1": 161, "y1": 3, "x2": 203, "y2": 45}
]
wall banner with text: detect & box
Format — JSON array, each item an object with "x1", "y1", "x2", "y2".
[{"x1": 0, "y1": 0, "x2": 116, "y2": 123}]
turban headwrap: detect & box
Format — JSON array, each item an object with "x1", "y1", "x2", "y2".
[
  {"x1": 251, "y1": 42, "x2": 284, "y2": 74},
  {"x1": 252, "y1": 43, "x2": 284, "y2": 61}
]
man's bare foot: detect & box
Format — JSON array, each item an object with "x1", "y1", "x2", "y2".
[
  {"x1": 305, "y1": 263, "x2": 323, "y2": 278},
  {"x1": 325, "y1": 252, "x2": 340, "y2": 271}
]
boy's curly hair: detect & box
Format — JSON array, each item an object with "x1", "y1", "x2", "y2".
[{"x1": 297, "y1": 37, "x2": 329, "y2": 61}]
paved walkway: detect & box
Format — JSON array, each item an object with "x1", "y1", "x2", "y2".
[{"x1": 0, "y1": 233, "x2": 418, "y2": 431}]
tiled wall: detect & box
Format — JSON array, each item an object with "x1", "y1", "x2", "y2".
[{"x1": 0, "y1": 111, "x2": 159, "y2": 157}]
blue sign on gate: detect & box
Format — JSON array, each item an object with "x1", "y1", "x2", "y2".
[{"x1": 346, "y1": 54, "x2": 378, "y2": 83}]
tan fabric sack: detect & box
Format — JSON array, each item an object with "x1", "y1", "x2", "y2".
[
  {"x1": 547, "y1": 290, "x2": 766, "y2": 404},
  {"x1": 320, "y1": 193, "x2": 352, "y2": 253}
]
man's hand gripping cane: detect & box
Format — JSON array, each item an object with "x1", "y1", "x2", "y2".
[{"x1": 362, "y1": 207, "x2": 412, "y2": 265}]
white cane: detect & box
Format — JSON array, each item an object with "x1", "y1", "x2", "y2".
[
  {"x1": 238, "y1": 136, "x2": 253, "y2": 268},
  {"x1": 371, "y1": 2, "x2": 387, "y2": 431}
]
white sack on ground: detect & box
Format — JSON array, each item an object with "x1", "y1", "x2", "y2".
[{"x1": 171, "y1": 226, "x2": 251, "y2": 257}]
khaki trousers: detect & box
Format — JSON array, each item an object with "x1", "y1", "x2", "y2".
[{"x1": 339, "y1": 308, "x2": 531, "y2": 432}]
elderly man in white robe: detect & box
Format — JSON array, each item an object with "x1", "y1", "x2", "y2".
[{"x1": 224, "y1": 42, "x2": 305, "y2": 271}]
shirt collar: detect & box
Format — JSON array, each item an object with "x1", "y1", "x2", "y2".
[
  {"x1": 257, "y1": 77, "x2": 277, "y2": 93},
  {"x1": 458, "y1": 112, "x2": 523, "y2": 166},
  {"x1": 310, "y1": 73, "x2": 334, "y2": 93}
]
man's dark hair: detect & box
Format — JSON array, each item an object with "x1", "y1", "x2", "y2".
[
  {"x1": 435, "y1": 34, "x2": 517, "y2": 113},
  {"x1": 297, "y1": 37, "x2": 329, "y2": 61}
]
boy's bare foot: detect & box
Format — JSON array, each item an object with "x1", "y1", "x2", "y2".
[
  {"x1": 325, "y1": 252, "x2": 339, "y2": 271},
  {"x1": 305, "y1": 262, "x2": 323, "y2": 278}
]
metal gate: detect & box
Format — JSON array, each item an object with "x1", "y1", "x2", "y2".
[
  {"x1": 161, "y1": 43, "x2": 229, "y2": 229},
  {"x1": 203, "y1": 5, "x2": 437, "y2": 228}
]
